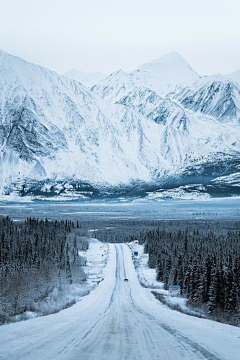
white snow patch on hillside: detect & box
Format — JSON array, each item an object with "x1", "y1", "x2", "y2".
[
  {"x1": 212, "y1": 172, "x2": 240, "y2": 186},
  {"x1": 146, "y1": 186, "x2": 211, "y2": 200}
]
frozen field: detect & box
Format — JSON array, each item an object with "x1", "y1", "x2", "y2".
[{"x1": 1, "y1": 197, "x2": 240, "y2": 222}]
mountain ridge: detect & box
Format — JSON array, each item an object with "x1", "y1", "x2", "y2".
[
  {"x1": 1, "y1": 50, "x2": 240, "y2": 199},
  {"x1": 92, "y1": 51, "x2": 200, "y2": 99}
]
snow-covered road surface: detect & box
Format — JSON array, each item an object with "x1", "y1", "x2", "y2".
[{"x1": 1, "y1": 244, "x2": 240, "y2": 360}]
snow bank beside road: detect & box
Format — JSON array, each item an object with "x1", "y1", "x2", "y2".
[
  {"x1": 78, "y1": 238, "x2": 109, "y2": 289},
  {"x1": 130, "y1": 242, "x2": 165, "y2": 290},
  {"x1": 7, "y1": 239, "x2": 109, "y2": 325},
  {"x1": 1, "y1": 244, "x2": 240, "y2": 360},
  {"x1": 33, "y1": 238, "x2": 109, "y2": 319},
  {"x1": 131, "y1": 242, "x2": 202, "y2": 316}
]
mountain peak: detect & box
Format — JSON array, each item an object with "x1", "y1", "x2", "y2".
[
  {"x1": 225, "y1": 69, "x2": 240, "y2": 84},
  {"x1": 113, "y1": 69, "x2": 128, "y2": 77},
  {"x1": 103, "y1": 69, "x2": 129, "y2": 82},
  {"x1": 65, "y1": 68, "x2": 79, "y2": 74},
  {"x1": 153, "y1": 52, "x2": 189, "y2": 66},
  {"x1": 1, "y1": 49, "x2": 240, "y2": 196},
  {"x1": 131, "y1": 52, "x2": 199, "y2": 95}
]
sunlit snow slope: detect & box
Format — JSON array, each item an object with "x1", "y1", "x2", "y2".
[{"x1": 1, "y1": 50, "x2": 240, "y2": 197}]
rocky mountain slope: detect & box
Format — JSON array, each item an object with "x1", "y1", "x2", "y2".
[
  {"x1": 117, "y1": 87, "x2": 188, "y2": 129},
  {"x1": 92, "y1": 52, "x2": 199, "y2": 100},
  {"x1": 0, "y1": 50, "x2": 165, "y2": 189},
  {"x1": 1, "y1": 50, "x2": 240, "y2": 199},
  {"x1": 171, "y1": 76, "x2": 240, "y2": 123}
]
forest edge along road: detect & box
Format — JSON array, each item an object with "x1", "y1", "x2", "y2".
[{"x1": 0, "y1": 244, "x2": 240, "y2": 360}]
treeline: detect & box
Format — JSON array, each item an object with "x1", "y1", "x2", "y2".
[
  {"x1": 0, "y1": 217, "x2": 87, "y2": 322},
  {"x1": 139, "y1": 228, "x2": 240, "y2": 322},
  {"x1": 96, "y1": 219, "x2": 240, "y2": 244}
]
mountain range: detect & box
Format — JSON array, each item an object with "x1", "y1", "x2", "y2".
[
  {"x1": 1, "y1": 49, "x2": 240, "y2": 200},
  {"x1": 63, "y1": 69, "x2": 107, "y2": 88}
]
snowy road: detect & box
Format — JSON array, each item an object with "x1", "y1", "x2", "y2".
[{"x1": 1, "y1": 244, "x2": 240, "y2": 360}]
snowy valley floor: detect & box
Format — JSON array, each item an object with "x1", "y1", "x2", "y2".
[{"x1": 1, "y1": 243, "x2": 240, "y2": 360}]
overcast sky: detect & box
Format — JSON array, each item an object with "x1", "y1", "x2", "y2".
[{"x1": 1, "y1": 0, "x2": 240, "y2": 76}]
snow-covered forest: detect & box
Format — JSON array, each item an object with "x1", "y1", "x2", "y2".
[
  {"x1": 138, "y1": 227, "x2": 240, "y2": 325},
  {"x1": 95, "y1": 219, "x2": 240, "y2": 326},
  {"x1": 1, "y1": 215, "x2": 240, "y2": 327},
  {"x1": 0, "y1": 217, "x2": 88, "y2": 324}
]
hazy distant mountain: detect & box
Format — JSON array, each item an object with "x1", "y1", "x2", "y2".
[
  {"x1": 63, "y1": 69, "x2": 107, "y2": 88},
  {"x1": 225, "y1": 69, "x2": 240, "y2": 84},
  {"x1": 92, "y1": 52, "x2": 200, "y2": 100},
  {"x1": 132, "y1": 52, "x2": 200, "y2": 95},
  {"x1": 1, "y1": 49, "x2": 240, "y2": 199}
]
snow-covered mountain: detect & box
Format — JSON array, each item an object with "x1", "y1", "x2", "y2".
[
  {"x1": 117, "y1": 87, "x2": 188, "y2": 130},
  {"x1": 63, "y1": 69, "x2": 107, "y2": 88},
  {"x1": 91, "y1": 69, "x2": 142, "y2": 103},
  {"x1": 171, "y1": 76, "x2": 240, "y2": 123},
  {"x1": 1, "y1": 50, "x2": 240, "y2": 199},
  {"x1": 92, "y1": 52, "x2": 200, "y2": 100},
  {"x1": 0, "y1": 50, "x2": 165, "y2": 189},
  {"x1": 225, "y1": 69, "x2": 240, "y2": 84},
  {"x1": 132, "y1": 52, "x2": 200, "y2": 95}
]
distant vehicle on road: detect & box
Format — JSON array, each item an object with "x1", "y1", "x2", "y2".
[{"x1": 124, "y1": 278, "x2": 129, "y2": 282}]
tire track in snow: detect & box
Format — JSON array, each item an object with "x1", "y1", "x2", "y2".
[
  {"x1": 57, "y1": 245, "x2": 120, "y2": 357},
  {"x1": 120, "y1": 244, "x2": 222, "y2": 360},
  {"x1": 57, "y1": 243, "x2": 223, "y2": 360},
  {"x1": 1, "y1": 243, "x2": 227, "y2": 360}
]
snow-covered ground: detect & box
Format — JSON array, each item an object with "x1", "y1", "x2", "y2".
[
  {"x1": 1, "y1": 243, "x2": 240, "y2": 360},
  {"x1": 78, "y1": 238, "x2": 109, "y2": 289},
  {"x1": 8, "y1": 238, "x2": 109, "y2": 324},
  {"x1": 145, "y1": 186, "x2": 211, "y2": 201},
  {"x1": 129, "y1": 241, "x2": 165, "y2": 290},
  {"x1": 131, "y1": 242, "x2": 204, "y2": 316}
]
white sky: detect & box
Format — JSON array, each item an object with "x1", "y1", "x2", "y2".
[{"x1": 1, "y1": 0, "x2": 240, "y2": 76}]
